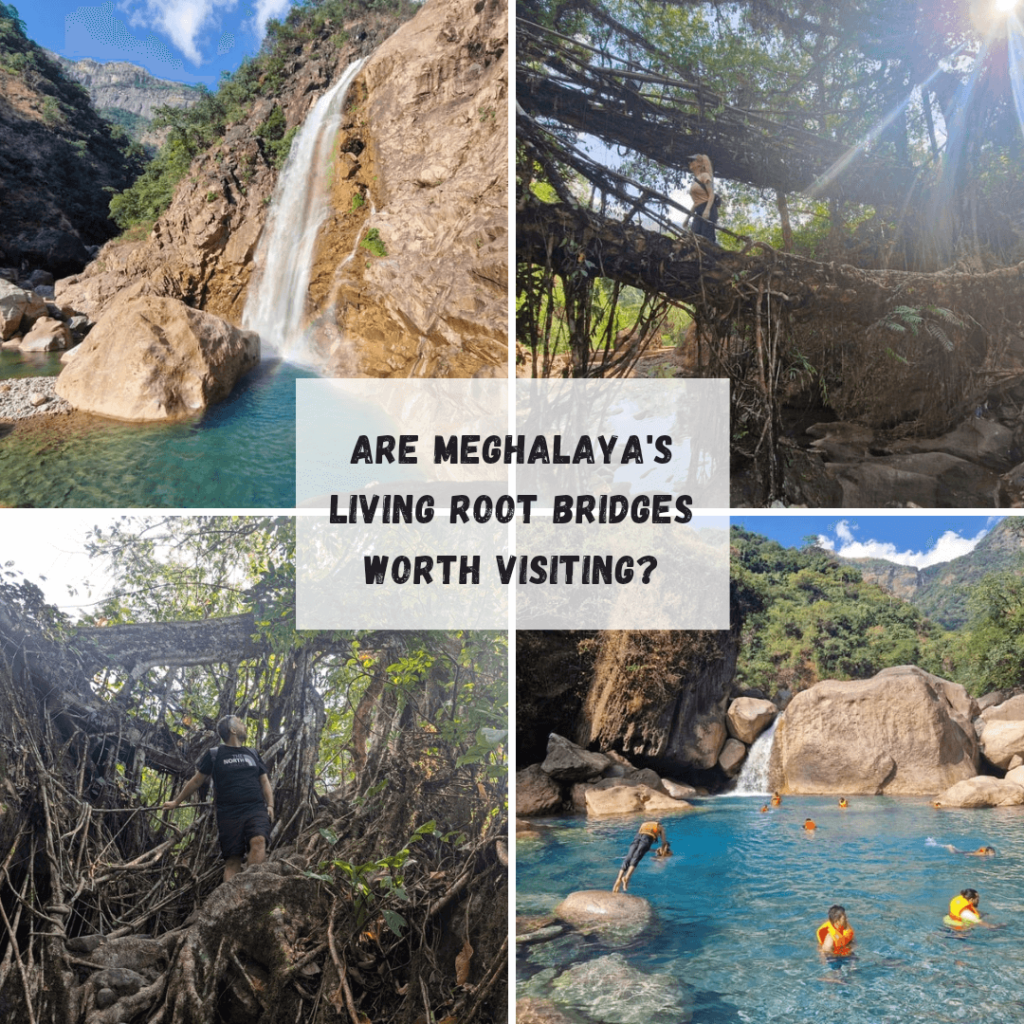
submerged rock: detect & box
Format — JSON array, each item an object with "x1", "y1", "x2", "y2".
[
  {"x1": 56, "y1": 294, "x2": 259, "y2": 422},
  {"x1": 549, "y1": 953, "x2": 691, "y2": 1024}
]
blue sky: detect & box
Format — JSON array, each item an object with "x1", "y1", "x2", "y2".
[
  {"x1": 732, "y1": 515, "x2": 1011, "y2": 570},
  {"x1": 20, "y1": 0, "x2": 298, "y2": 85}
]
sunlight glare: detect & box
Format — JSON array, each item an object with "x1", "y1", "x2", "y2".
[{"x1": 996, "y1": 0, "x2": 1019, "y2": 13}]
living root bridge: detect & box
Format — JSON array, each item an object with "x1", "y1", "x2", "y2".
[{"x1": 518, "y1": 194, "x2": 1024, "y2": 328}]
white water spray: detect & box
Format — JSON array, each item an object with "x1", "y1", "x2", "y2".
[
  {"x1": 733, "y1": 716, "x2": 780, "y2": 795},
  {"x1": 243, "y1": 59, "x2": 366, "y2": 362}
]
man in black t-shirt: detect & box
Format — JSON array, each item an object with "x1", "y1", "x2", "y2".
[{"x1": 162, "y1": 715, "x2": 275, "y2": 882}]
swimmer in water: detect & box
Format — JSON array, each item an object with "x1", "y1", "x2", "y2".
[
  {"x1": 654, "y1": 841, "x2": 673, "y2": 858},
  {"x1": 943, "y1": 844, "x2": 996, "y2": 856},
  {"x1": 771, "y1": 792, "x2": 782, "y2": 807},
  {"x1": 817, "y1": 904, "x2": 854, "y2": 954},
  {"x1": 760, "y1": 804, "x2": 769, "y2": 813},
  {"x1": 838, "y1": 798, "x2": 848, "y2": 809},
  {"x1": 803, "y1": 818, "x2": 817, "y2": 831}
]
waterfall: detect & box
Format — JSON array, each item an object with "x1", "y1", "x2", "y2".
[
  {"x1": 243, "y1": 59, "x2": 366, "y2": 363},
  {"x1": 733, "y1": 717, "x2": 780, "y2": 795}
]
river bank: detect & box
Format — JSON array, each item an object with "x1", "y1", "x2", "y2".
[{"x1": 0, "y1": 376, "x2": 72, "y2": 420}]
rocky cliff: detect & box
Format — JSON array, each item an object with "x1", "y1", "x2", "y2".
[
  {"x1": 517, "y1": 629, "x2": 739, "y2": 782},
  {"x1": 48, "y1": 54, "x2": 199, "y2": 149},
  {"x1": 57, "y1": 0, "x2": 508, "y2": 377},
  {"x1": 0, "y1": 13, "x2": 145, "y2": 273}
]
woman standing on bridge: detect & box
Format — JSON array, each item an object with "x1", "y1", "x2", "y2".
[{"x1": 688, "y1": 153, "x2": 720, "y2": 244}]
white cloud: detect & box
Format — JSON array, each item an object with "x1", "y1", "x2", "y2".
[
  {"x1": 816, "y1": 521, "x2": 989, "y2": 570},
  {"x1": 251, "y1": 0, "x2": 292, "y2": 41},
  {"x1": 121, "y1": 0, "x2": 238, "y2": 65}
]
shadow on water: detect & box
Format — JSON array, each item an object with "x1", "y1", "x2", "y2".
[{"x1": 0, "y1": 359, "x2": 313, "y2": 507}]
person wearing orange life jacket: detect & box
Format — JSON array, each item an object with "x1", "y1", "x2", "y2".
[
  {"x1": 945, "y1": 888, "x2": 1002, "y2": 930},
  {"x1": 612, "y1": 820, "x2": 668, "y2": 893},
  {"x1": 816, "y1": 905, "x2": 855, "y2": 955},
  {"x1": 838, "y1": 798, "x2": 848, "y2": 809},
  {"x1": 771, "y1": 792, "x2": 782, "y2": 807}
]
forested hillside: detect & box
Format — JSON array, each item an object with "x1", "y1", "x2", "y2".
[
  {"x1": 732, "y1": 525, "x2": 1024, "y2": 696},
  {"x1": 0, "y1": 517, "x2": 507, "y2": 1024}
]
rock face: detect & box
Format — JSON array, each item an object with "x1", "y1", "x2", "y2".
[
  {"x1": 933, "y1": 776, "x2": 1024, "y2": 808},
  {"x1": 55, "y1": 294, "x2": 259, "y2": 421},
  {"x1": 574, "y1": 629, "x2": 739, "y2": 775},
  {"x1": 0, "y1": 280, "x2": 47, "y2": 339},
  {"x1": 583, "y1": 784, "x2": 691, "y2": 816},
  {"x1": 49, "y1": 56, "x2": 199, "y2": 149},
  {"x1": 769, "y1": 666, "x2": 979, "y2": 795},
  {"x1": 314, "y1": 0, "x2": 508, "y2": 376}
]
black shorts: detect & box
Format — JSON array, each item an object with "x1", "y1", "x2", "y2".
[
  {"x1": 216, "y1": 804, "x2": 271, "y2": 860},
  {"x1": 621, "y1": 833, "x2": 654, "y2": 870}
]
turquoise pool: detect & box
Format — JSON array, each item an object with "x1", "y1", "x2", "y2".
[
  {"x1": 0, "y1": 360, "x2": 311, "y2": 507},
  {"x1": 517, "y1": 797, "x2": 1024, "y2": 1023}
]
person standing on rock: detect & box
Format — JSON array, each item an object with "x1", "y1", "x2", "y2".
[
  {"x1": 612, "y1": 821, "x2": 667, "y2": 892},
  {"x1": 162, "y1": 715, "x2": 275, "y2": 883}
]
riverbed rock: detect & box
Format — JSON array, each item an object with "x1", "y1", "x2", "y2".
[
  {"x1": 769, "y1": 666, "x2": 979, "y2": 795},
  {"x1": 726, "y1": 697, "x2": 777, "y2": 744},
  {"x1": 933, "y1": 776, "x2": 1024, "y2": 807},
  {"x1": 977, "y1": 719, "x2": 1024, "y2": 768},
  {"x1": 718, "y1": 738, "x2": 747, "y2": 776},
  {"x1": 55, "y1": 294, "x2": 259, "y2": 422},
  {"x1": 541, "y1": 733, "x2": 611, "y2": 782},
  {"x1": 20, "y1": 317, "x2": 71, "y2": 352},
  {"x1": 516, "y1": 998, "x2": 575, "y2": 1024},
  {"x1": 554, "y1": 891, "x2": 652, "y2": 931},
  {"x1": 516, "y1": 765, "x2": 563, "y2": 817},
  {"x1": 661, "y1": 779, "x2": 698, "y2": 799},
  {"x1": 0, "y1": 280, "x2": 48, "y2": 340},
  {"x1": 584, "y1": 783, "x2": 691, "y2": 816},
  {"x1": 549, "y1": 952, "x2": 691, "y2": 1024}
]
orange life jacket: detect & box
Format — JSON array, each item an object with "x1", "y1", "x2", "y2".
[
  {"x1": 949, "y1": 895, "x2": 981, "y2": 923},
  {"x1": 771, "y1": 795, "x2": 781, "y2": 806},
  {"x1": 816, "y1": 920, "x2": 854, "y2": 954},
  {"x1": 839, "y1": 799, "x2": 848, "y2": 808},
  {"x1": 638, "y1": 821, "x2": 662, "y2": 840},
  {"x1": 804, "y1": 820, "x2": 817, "y2": 830}
]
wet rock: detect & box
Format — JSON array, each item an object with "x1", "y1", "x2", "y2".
[
  {"x1": 554, "y1": 892, "x2": 652, "y2": 931},
  {"x1": 56, "y1": 293, "x2": 259, "y2": 421},
  {"x1": 726, "y1": 696, "x2": 777, "y2": 744},
  {"x1": 516, "y1": 765, "x2": 563, "y2": 817},
  {"x1": 584, "y1": 783, "x2": 691, "y2": 816},
  {"x1": 541, "y1": 733, "x2": 611, "y2": 782},
  {"x1": 517, "y1": 924, "x2": 565, "y2": 945},
  {"x1": 933, "y1": 776, "x2": 1024, "y2": 807},
  {"x1": 718, "y1": 737, "x2": 747, "y2": 776},
  {"x1": 770, "y1": 666, "x2": 979, "y2": 794},
  {"x1": 549, "y1": 952, "x2": 691, "y2": 1024}
]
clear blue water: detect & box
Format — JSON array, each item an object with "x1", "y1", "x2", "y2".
[
  {"x1": 518, "y1": 796, "x2": 1024, "y2": 1024},
  {"x1": 0, "y1": 360, "x2": 311, "y2": 507}
]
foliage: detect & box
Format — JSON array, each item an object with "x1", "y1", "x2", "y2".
[{"x1": 360, "y1": 226, "x2": 387, "y2": 257}]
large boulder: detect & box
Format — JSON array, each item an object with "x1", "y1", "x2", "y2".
[
  {"x1": 726, "y1": 697, "x2": 777, "y2": 744},
  {"x1": 516, "y1": 765, "x2": 563, "y2": 817},
  {"x1": 541, "y1": 733, "x2": 611, "y2": 782},
  {"x1": 718, "y1": 738, "x2": 747, "y2": 776},
  {"x1": 20, "y1": 317, "x2": 71, "y2": 352},
  {"x1": 553, "y1": 892, "x2": 652, "y2": 931},
  {"x1": 769, "y1": 666, "x2": 979, "y2": 795},
  {"x1": 980, "y1": 694, "x2": 1024, "y2": 723},
  {"x1": 977, "y1": 720, "x2": 1024, "y2": 769},
  {"x1": 584, "y1": 784, "x2": 691, "y2": 816},
  {"x1": 55, "y1": 294, "x2": 259, "y2": 421},
  {"x1": 933, "y1": 776, "x2": 1024, "y2": 808},
  {"x1": 571, "y1": 771, "x2": 669, "y2": 810},
  {"x1": 0, "y1": 280, "x2": 47, "y2": 339}
]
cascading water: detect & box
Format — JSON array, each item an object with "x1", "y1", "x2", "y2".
[
  {"x1": 733, "y1": 716, "x2": 779, "y2": 794},
  {"x1": 243, "y1": 58, "x2": 366, "y2": 364}
]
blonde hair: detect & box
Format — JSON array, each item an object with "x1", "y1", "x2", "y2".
[{"x1": 690, "y1": 154, "x2": 713, "y2": 176}]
